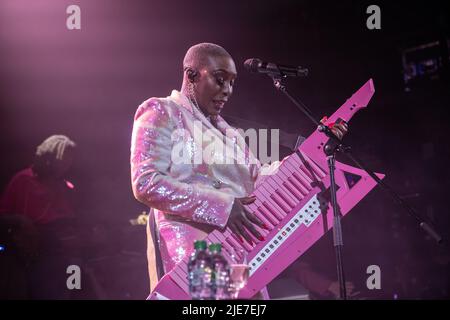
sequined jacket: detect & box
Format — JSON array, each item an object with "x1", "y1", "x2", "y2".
[{"x1": 130, "y1": 90, "x2": 279, "y2": 292}]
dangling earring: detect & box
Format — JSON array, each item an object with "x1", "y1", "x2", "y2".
[
  {"x1": 188, "y1": 82, "x2": 195, "y2": 104},
  {"x1": 188, "y1": 80, "x2": 215, "y2": 125},
  {"x1": 189, "y1": 82, "x2": 203, "y2": 116}
]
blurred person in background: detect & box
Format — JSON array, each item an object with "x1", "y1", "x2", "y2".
[{"x1": 0, "y1": 134, "x2": 82, "y2": 299}]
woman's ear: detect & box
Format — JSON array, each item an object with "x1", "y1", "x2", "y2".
[{"x1": 186, "y1": 68, "x2": 198, "y2": 83}]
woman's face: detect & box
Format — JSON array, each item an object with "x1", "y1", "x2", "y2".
[{"x1": 193, "y1": 55, "x2": 237, "y2": 117}]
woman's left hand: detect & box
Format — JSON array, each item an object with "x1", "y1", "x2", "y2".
[{"x1": 330, "y1": 121, "x2": 348, "y2": 140}]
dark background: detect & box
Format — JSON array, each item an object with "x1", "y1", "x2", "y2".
[{"x1": 0, "y1": 0, "x2": 449, "y2": 299}]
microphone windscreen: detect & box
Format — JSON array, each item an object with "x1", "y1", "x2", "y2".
[{"x1": 244, "y1": 58, "x2": 261, "y2": 73}]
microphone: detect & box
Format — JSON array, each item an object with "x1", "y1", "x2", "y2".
[{"x1": 244, "y1": 58, "x2": 309, "y2": 78}]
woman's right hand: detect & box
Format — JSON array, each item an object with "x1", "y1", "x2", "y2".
[{"x1": 227, "y1": 196, "x2": 268, "y2": 245}]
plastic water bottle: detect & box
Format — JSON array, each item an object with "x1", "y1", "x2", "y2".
[
  {"x1": 209, "y1": 243, "x2": 230, "y2": 300},
  {"x1": 188, "y1": 240, "x2": 214, "y2": 300}
]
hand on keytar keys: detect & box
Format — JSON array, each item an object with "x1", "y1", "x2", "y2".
[{"x1": 227, "y1": 196, "x2": 270, "y2": 245}]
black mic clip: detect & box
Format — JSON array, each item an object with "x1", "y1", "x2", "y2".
[{"x1": 244, "y1": 58, "x2": 309, "y2": 79}]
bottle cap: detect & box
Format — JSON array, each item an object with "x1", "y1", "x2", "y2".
[
  {"x1": 194, "y1": 240, "x2": 207, "y2": 250},
  {"x1": 209, "y1": 243, "x2": 222, "y2": 253}
]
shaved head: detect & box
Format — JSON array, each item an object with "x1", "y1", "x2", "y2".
[{"x1": 183, "y1": 43, "x2": 232, "y2": 71}]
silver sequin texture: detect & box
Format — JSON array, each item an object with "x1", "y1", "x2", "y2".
[{"x1": 130, "y1": 90, "x2": 281, "y2": 281}]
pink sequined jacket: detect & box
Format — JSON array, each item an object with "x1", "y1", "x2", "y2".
[{"x1": 130, "y1": 90, "x2": 280, "y2": 292}]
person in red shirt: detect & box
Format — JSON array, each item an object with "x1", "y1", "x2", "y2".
[
  {"x1": 0, "y1": 135, "x2": 76, "y2": 224},
  {"x1": 0, "y1": 135, "x2": 78, "y2": 299}
]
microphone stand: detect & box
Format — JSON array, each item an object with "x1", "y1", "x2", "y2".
[{"x1": 268, "y1": 75, "x2": 443, "y2": 300}]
